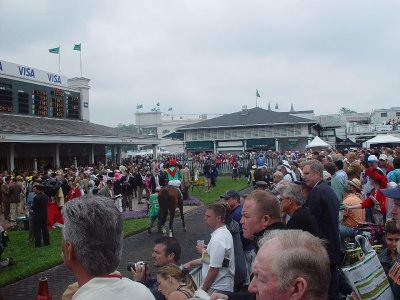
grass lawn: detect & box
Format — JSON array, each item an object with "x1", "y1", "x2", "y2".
[
  {"x1": 191, "y1": 176, "x2": 249, "y2": 205},
  {"x1": 0, "y1": 176, "x2": 248, "y2": 287}
]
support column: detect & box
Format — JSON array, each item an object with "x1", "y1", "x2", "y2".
[
  {"x1": 275, "y1": 139, "x2": 279, "y2": 152},
  {"x1": 112, "y1": 145, "x2": 117, "y2": 165},
  {"x1": 152, "y1": 145, "x2": 157, "y2": 159},
  {"x1": 55, "y1": 144, "x2": 60, "y2": 169},
  {"x1": 73, "y1": 157, "x2": 77, "y2": 168},
  {"x1": 33, "y1": 158, "x2": 38, "y2": 172},
  {"x1": 90, "y1": 144, "x2": 95, "y2": 165},
  {"x1": 8, "y1": 143, "x2": 15, "y2": 171},
  {"x1": 243, "y1": 140, "x2": 247, "y2": 151},
  {"x1": 213, "y1": 141, "x2": 217, "y2": 154},
  {"x1": 117, "y1": 145, "x2": 122, "y2": 165}
]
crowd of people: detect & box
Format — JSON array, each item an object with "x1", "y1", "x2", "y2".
[{"x1": 1, "y1": 146, "x2": 400, "y2": 299}]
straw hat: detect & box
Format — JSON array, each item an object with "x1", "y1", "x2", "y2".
[{"x1": 347, "y1": 178, "x2": 362, "y2": 192}]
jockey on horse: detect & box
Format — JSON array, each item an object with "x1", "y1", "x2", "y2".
[
  {"x1": 158, "y1": 159, "x2": 186, "y2": 236},
  {"x1": 165, "y1": 158, "x2": 184, "y2": 200}
]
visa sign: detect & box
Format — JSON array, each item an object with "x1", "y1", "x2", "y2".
[
  {"x1": 47, "y1": 73, "x2": 62, "y2": 84},
  {"x1": 0, "y1": 60, "x2": 68, "y2": 87},
  {"x1": 18, "y1": 66, "x2": 35, "y2": 78}
]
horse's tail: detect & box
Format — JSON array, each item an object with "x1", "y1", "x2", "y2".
[{"x1": 159, "y1": 187, "x2": 169, "y2": 210}]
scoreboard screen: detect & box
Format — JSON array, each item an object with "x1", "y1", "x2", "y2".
[{"x1": 0, "y1": 77, "x2": 80, "y2": 120}]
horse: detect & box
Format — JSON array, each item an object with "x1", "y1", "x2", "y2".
[{"x1": 158, "y1": 185, "x2": 186, "y2": 237}]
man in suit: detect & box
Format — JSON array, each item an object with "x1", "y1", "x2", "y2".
[
  {"x1": 31, "y1": 183, "x2": 50, "y2": 248},
  {"x1": 8, "y1": 178, "x2": 22, "y2": 222},
  {"x1": 121, "y1": 170, "x2": 135, "y2": 211},
  {"x1": 302, "y1": 160, "x2": 340, "y2": 300},
  {"x1": 150, "y1": 171, "x2": 165, "y2": 194}
]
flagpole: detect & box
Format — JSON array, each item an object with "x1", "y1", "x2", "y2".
[
  {"x1": 80, "y1": 45, "x2": 82, "y2": 77},
  {"x1": 256, "y1": 91, "x2": 258, "y2": 108},
  {"x1": 58, "y1": 45, "x2": 61, "y2": 75}
]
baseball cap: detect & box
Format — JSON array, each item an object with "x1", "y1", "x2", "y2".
[
  {"x1": 220, "y1": 190, "x2": 240, "y2": 200},
  {"x1": 367, "y1": 155, "x2": 378, "y2": 162},
  {"x1": 381, "y1": 186, "x2": 400, "y2": 200},
  {"x1": 379, "y1": 154, "x2": 387, "y2": 161}
]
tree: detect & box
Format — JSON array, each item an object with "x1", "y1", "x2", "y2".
[
  {"x1": 338, "y1": 107, "x2": 356, "y2": 115},
  {"x1": 116, "y1": 123, "x2": 140, "y2": 134}
]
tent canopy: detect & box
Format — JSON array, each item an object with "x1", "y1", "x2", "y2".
[
  {"x1": 364, "y1": 134, "x2": 400, "y2": 148},
  {"x1": 306, "y1": 136, "x2": 331, "y2": 149}
]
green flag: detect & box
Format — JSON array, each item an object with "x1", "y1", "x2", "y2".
[
  {"x1": 168, "y1": 107, "x2": 173, "y2": 111},
  {"x1": 73, "y1": 43, "x2": 81, "y2": 51},
  {"x1": 49, "y1": 47, "x2": 60, "y2": 54},
  {"x1": 156, "y1": 102, "x2": 160, "y2": 106},
  {"x1": 256, "y1": 89, "x2": 260, "y2": 97},
  {"x1": 136, "y1": 104, "x2": 143, "y2": 109}
]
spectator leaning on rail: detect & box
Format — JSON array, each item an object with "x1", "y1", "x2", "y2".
[
  {"x1": 61, "y1": 194, "x2": 154, "y2": 300},
  {"x1": 184, "y1": 203, "x2": 235, "y2": 296}
]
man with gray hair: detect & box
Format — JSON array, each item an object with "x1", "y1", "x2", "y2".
[
  {"x1": 275, "y1": 182, "x2": 320, "y2": 237},
  {"x1": 61, "y1": 195, "x2": 154, "y2": 300},
  {"x1": 248, "y1": 229, "x2": 331, "y2": 300}
]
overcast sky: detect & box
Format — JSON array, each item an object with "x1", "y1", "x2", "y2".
[{"x1": 1, "y1": 0, "x2": 400, "y2": 127}]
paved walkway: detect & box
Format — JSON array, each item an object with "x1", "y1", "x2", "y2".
[{"x1": 0, "y1": 187, "x2": 253, "y2": 299}]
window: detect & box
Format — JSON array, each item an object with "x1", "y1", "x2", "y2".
[
  {"x1": 381, "y1": 113, "x2": 387, "y2": 117},
  {"x1": 396, "y1": 112, "x2": 400, "y2": 117},
  {"x1": 162, "y1": 129, "x2": 170, "y2": 135}
]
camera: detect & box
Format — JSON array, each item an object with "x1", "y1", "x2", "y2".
[{"x1": 127, "y1": 261, "x2": 147, "y2": 272}]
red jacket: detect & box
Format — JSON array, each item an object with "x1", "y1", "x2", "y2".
[{"x1": 361, "y1": 188, "x2": 387, "y2": 215}]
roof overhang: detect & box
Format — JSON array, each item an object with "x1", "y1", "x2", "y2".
[
  {"x1": 177, "y1": 121, "x2": 316, "y2": 131},
  {"x1": 0, "y1": 133, "x2": 160, "y2": 145}
]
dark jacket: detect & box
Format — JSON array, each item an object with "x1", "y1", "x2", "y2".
[
  {"x1": 253, "y1": 222, "x2": 286, "y2": 254},
  {"x1": 307, "y1": 180, "x2": 341, "y2": 265},
  {"x1": 287, "y1": 207, "x2": 321, "y2": 237},
  {"x1": 31, "y1": 192, "x2": 49, "y2": 222},
  {"x1": 121, "y1": 174, "x2": 135, "y2": 196},
  {"x1": 133, "y1": 172, "x2": 144, "y2": 189},
  {"x1": 226, "y1": 218, "x2": 247, "y2": 287},
  {"x1": 8, "y1": 182, "x2": 22, "y2": 203}
]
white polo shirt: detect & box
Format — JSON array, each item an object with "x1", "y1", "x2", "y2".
[
  {"x1": 202, "y1": 225, "x2": 235, "y2": 292},
  {"x1": 72, "y1": 272, "x2": 155, "y2": 300}
]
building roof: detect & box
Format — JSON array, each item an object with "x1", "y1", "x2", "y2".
[
  {"x1": 177, "y1": 107, "x2": 316, "y2": 130},
  {"x1": 0, "y1": 113, "x2": 159, "y2": 144}
]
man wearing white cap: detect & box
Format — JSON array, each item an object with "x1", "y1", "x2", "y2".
[
  {"x1": 379, "y1": 154, "x2": 392, "y2": 175},
  {"x1": 380, "y1": 185, "x2": 400, "y2": 298}
]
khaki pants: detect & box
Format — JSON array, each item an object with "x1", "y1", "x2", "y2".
[{"x1": 9, "y1": 202, "x2": 17, "y2": 221}]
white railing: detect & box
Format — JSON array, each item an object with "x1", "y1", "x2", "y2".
[{"x1": 189, "y1": 266, "x2": 203, "y2": 289}]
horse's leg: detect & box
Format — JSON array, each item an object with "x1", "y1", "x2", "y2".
[
  {"x1": 178, "y1": 198, "x2": 186, "y2": 232},
  {"x1": 168, "y1": 206, "x2": 176, "y2": 237}
]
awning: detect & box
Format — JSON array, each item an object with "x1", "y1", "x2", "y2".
[
  {"x1": 246, "y1": 138, "x2": 275, "y2": 150},
  {"x1": 185, "y1": 141, "x2": 214, "y2": 150}
]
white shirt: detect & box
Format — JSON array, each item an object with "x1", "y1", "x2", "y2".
[
  {"x1": 202, "y1": 225, "x2": 235, "y2": 292},
  {"x1": 72, "y1": 272, "x2": 155, "y2": 300}
]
